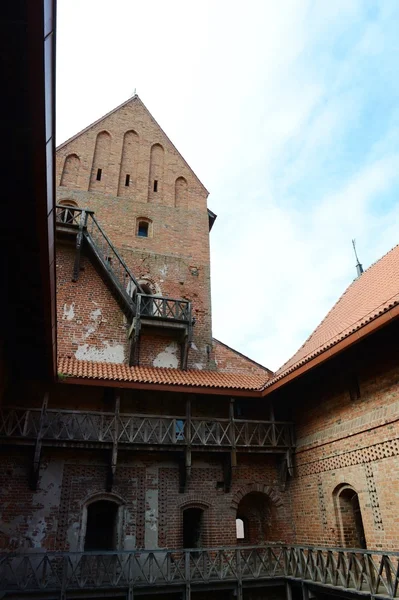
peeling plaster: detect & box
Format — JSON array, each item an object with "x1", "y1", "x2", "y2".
[
  {"x1": 153, "y1": 342, "x2": 179, "y2": 369},
  {"x1": 0, "y1": 461, "x2": 64, "y2": 549},
  {"x1": 75, "y1": 342, "x2": 125, "y2": 363},
  {"x1": 63, "y1": 303, "x2": 75, "y2": 321},
  {"x1": 159, "y1": 265, "x2": 168, "y2": 277},
  {"x1": 194, "y1": 363, "x2": 203, "y2": 370}
]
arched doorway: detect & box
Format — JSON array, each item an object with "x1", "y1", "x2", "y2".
[
  {"x1": 84, "y1": 500, "x2": 119, "y2": 551},
  {"x1": 183, "y1": 507, "x2": 204, "y2": 549},
  {"x1": 57, "y1": 199, "x2": 79, "y2": 225},
  {"x1": 334, "y1": 484, "x2": 366, "y2": 549},
  {"x1": 236, "y1": 492, "x2": 274, "y2": 544}
]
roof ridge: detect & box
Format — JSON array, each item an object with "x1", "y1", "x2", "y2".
[{"x1": 276, "y1": 241, "x2": 399, "y2": 375}]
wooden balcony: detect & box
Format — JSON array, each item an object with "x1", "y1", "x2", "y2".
[
  {"x1": 56, "y1": 204, "x2": 193, "y2": 368},
  {"x1": 1, "y1": 545, "x2": 398, "y2": 599},
  {"x1": 0, "y1": 407, "x2": 294, "y2": 452}
]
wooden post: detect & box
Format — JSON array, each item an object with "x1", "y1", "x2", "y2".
[
  {"x1": 72, "y1": 209, "x2": 86, "y2": 282},
  {"x1": 185, "y1": 396, "x2": 192, "y2": 487},
  {"x1": 107, "y1": 393, "x2": 119, "y2": 491},
  {"x1": 30, "y1": 393, "x2": 48, "y2": 490},
  {"x1": 301, "y1": 583, "x2": 309, "y2": 600},
  {"x1": 224, "y1": 398, "x2": 236, "y2": 493},
  {"x1": 184, "y1": 550, "x2": 191, "y2": 600},
  {"x1": 286, "y1": 582, "x2": 293, "y2": 600},
  {"x1": 229, "y1": 398, "x2": 237, "y2": 467}
]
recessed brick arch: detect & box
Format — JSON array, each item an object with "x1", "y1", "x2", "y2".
[
  {"x1": 177, "y1": 497, "x2": 211, "y2": 510},
  {"x1": 231, "y1": 483, "x2": 283, "y2": 510}
]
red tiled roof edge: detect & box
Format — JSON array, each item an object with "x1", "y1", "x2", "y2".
[
  {"x1": 57, "y1": 357, "x2": 269, "y2": 392},
  {"x1": 270, "y1": 243, "x2": 399, "y2": 386},
  {"x1": 262, "y1": 297, "x2": 399, "y2": 391}
]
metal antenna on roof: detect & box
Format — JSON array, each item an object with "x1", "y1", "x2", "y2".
[{"x1": 352, "y1": 239, "x2": 364, "y2": 277}]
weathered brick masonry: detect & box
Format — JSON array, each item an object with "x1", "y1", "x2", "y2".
[{"x1": 56, "y1": 96, "x2": 213, "y2": 370}]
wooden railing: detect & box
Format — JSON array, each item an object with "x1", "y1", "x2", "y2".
[
  {"x1": 138, "y1": 293, "x2": 191, "y2": 322},
  {"x1": 0, "y1": 407, "x2": 294, "y2": 450},
  {"x1": 56, "y1": 205, "x2": 192, "y2": 328},
  {"x1": 1, "y1": 545, "x2": 398, "y2": 598}
]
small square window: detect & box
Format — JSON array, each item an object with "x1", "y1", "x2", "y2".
[{"x1": 138, "y1": 222, "x2": 149, "y2": 237}]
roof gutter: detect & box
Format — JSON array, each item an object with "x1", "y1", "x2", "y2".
[{"x1": 261, "y1": 302, "x2": 399, "y2": 396}]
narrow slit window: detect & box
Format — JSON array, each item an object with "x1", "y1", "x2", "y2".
[
  {"x1": 96, "y1": 168, "x2": 102, "y2": 181},
  {"x1": 153, "y1": 180, "x2": 158, "y2": 192},
  {"x1": 125, "y1": 174, "x2": 130, "y2": 187},
  {"x1": 138, "y1": 221, "x2": 149, "y2": 238},
  {"x1": 236, "y1": 518, "x2": 245, "y2": 540}
]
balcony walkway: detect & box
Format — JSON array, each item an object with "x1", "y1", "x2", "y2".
[
  {"x1": 0, "y1": 545, "x2": 398, "y2": 599},
  {"x1": 0, "y1": 407, "x2": 294, "y2": 452}
]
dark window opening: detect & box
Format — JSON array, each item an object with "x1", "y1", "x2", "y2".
[
  {"x1": 236, "y1": 518, "x2": 245, "y2": 540},
  {"x1": 138, "y1": 221, "x2": 149, "y2": 237},
  {"x1": 153, "y1": 179, "x2": 158, "y2": 192},
  {"x1": 84, "y1": 500, "x2": 118, "y2": 551},
  {"x1": 183, "y1": 508, "x2": 203, "y2": 549},
  {"x1": 96, "y1": 168, "x2": 102, "y2": 181},
  {"x1": 348, "y1": 373, "x2": 361, "y2": 401},
  {"x1": 125, "y1": 174, "x2": 130, "y2": 187},
  {"x1": 336, "y1": 486, "x2": 366, "y2": 549}
]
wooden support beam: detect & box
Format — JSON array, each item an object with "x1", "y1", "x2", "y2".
[
  {"x1": 129, "y1": 296, "x2": 142, "y2": 366},
  {"x1": 72, "y1": 209, "x2": 86, "y2": 282},
  {"x1": 181, "y1": 333, "x2": 189, "y2": 371},
  {"x1": 286, "y1": 582, "x2": 293, "y2": 600},
  {"x1": 30, "y1": 393, "x2": 48, "y2": 491},
  {"x1": 107, "y1": 393, "x2": 119, "y2": 492},
  {"x1": 184, "y1": 551, "x2": 191, "y2": 600},
  {"x1": 182, "y1": 396, "x2": 192, "y2": 491},
  {"x1": 224, "y1": 399, "x2": 237, "y2": 492}
]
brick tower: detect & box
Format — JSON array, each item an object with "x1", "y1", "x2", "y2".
[{"x1": 56, "y1": 95, "x2": 215, "y2": 370}]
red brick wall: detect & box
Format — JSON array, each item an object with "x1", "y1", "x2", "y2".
[
  {"x1": 56, "y1": 97, "x2": 213, "y2": 369},
  {"x1": 281, "y1": 322, "x2": 399, "y2": 550},
  {"x1": 214, "y1": 339, "x2": 272, "y2": 376},
  {"x1": 0, "y1": 446, "x2": 291, "y2": 552},
  {"x1": 56, "y1": 243, "x2": 130, "y2": 363}
]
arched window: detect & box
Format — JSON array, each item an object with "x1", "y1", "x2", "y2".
[
  {"x1": 57, "y1": 200, "x2": 79, "y2": 225},
  {"x1": 334, "y1": 484, "x2": 366, "y2": 549},
  {"x1": 236, "y1": 518, "x2": 245, "y2": 540},
  {"x1": 136, "y1": 217, "x2": 152, "y2": 238}
]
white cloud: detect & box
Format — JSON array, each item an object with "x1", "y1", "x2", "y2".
[{"x1": 56, "y1": 0, "x2": 399, "y2": 371}]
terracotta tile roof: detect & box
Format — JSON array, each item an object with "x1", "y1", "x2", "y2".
[
  {"x1": 58, "y1": 357, "x2": 270, "y2": 391},
  {"x1": 271, "y1": 244, "x2": 399, "y2": 384}
]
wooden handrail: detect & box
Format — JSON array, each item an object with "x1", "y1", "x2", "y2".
[{"x1": 1, "y1": 545, "x2": 398, "y2": 597}]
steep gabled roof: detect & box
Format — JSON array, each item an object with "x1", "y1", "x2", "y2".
[
  {"x1": 56, "y1": 95, "x2": 209, "y2": 195},
  {"x1": 268, "y1": 243, "x2": 399, "y2": 386}
]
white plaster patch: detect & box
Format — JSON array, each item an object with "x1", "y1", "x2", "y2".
[
  {"x1": 63, "y1": 303, "x2": 75, "y2": 321},
  {"x1": 91, "y1": 308, "x2": 102, "y2": 320},
  {"x1": 152, "y1": 342, "x2": 179, "y2": 369},
  {"x1": 194, "y1": 363, "x2": 203, "y2": 370},
  {"x1": 190, "y1": 342, "x2": 198, "y2": 351},
  {"x1": 159, "y1": 264, "x2": 168, "y2": 277},
  {"x1": 75, "y1": 342, "x2": 125, "y2": 363},
  {"x1": 83, "y1": 308, "x2": 103, "y2": 339}
]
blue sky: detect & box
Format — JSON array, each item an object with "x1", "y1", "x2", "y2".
[{"x1": 57, "y1": 0, "x2": 399, "y2": 370}]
